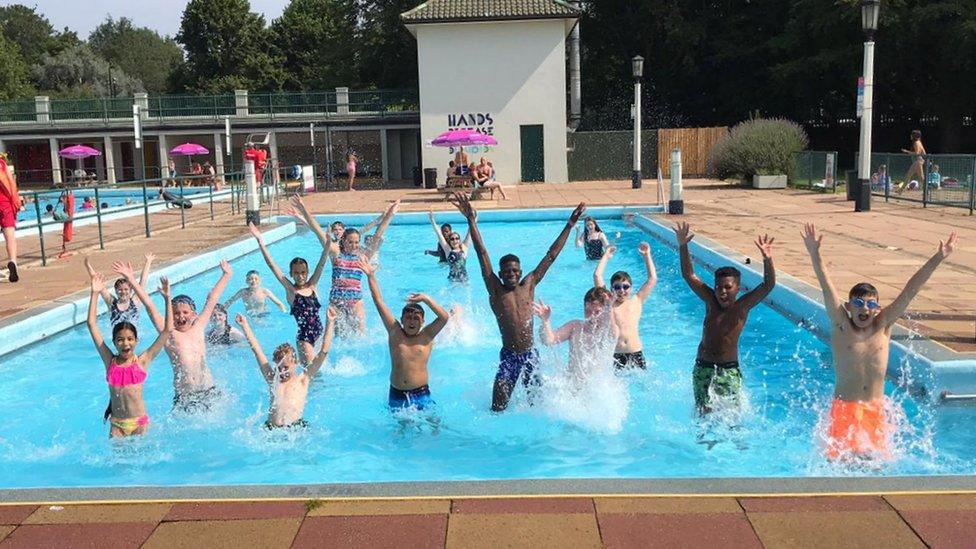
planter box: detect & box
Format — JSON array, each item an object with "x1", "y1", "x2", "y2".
[{"x1": 753, "y1": 174, "x2": 787, "y2": 189}]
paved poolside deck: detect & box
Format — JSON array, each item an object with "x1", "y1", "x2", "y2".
[{"x1": 1, "y1": 494, "x2": 974, "y2": 548}]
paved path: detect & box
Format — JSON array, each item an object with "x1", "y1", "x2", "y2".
[{"x1": 1, "y1": 493, "x2": 972, "y2": 547}]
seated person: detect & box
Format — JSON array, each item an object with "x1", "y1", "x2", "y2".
[
  {"x1": 470, "y1": 160, "x2": 508, "y2": 200},
  {"x1": 926, "y1": 165, "x2": 941, "y2": 189}
]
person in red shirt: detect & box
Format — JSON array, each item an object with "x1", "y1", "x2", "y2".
[
  {"x1": 0, "y1": 153, "x2": 21, "y2": 282},
  {"x1": 243, "y1": 143, "x2": 268, "y2": 185}
]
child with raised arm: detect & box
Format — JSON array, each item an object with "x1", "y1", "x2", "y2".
[
  {"x1": 359, "y1": 257, "x2": 450, "y2": 412},
  {"x1": 674, "y1": 222, "x2": 776, "y2": 414},
  {"x1": 224, "y1": 270, "x2": 287, "y2": 316},
  {"x1": 802, "y1": 224, "x2": 957, "y2": 460},
  {"x1": 117, "y1": 259, "x2": 232, "y2": 412},
  {"x1": 575, "y1": 217, "x2": 610, "y2": 260},
  {"x1": 594, "y1": 242, "x2": 657, "y2": 370},
  {"x1": 237, "y1": 310, "x2": 335, "y2": 429},
  {"x1": 250, "y1": 196, "x2": 331, "y2": 365},
  {"x1": 329, "y1": 200, "x2": 399, "y2": 335},
  {"x1": 85, "y1": 253, "x2": 154, "y2": 327},
  {"x1": 534, "y1": 287, "x2": 617, "y2": 384},
  {"x1": 452, "y1": 192, "x2": 586, "y2": 412},
  {"x1": 429, "y1": 210, "x2": 468, "y2": 283},
  {"x1": 87, "y1": 270, "x2": 173, "y2": 437}
]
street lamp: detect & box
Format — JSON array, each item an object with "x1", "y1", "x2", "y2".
[
  {"x1": 855, "y1": 0, "x2": 880, "y2": 212},
  {"x1": 631, "y1": 55, "x2": 644, "y2": 189}
]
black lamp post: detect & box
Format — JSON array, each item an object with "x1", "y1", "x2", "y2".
[
  {"x1": 631, "y1": 55, "x2": 644, "y2": 189},
  {"x1": 855, "y1": 0, "x2": 880, "y2": 212}
]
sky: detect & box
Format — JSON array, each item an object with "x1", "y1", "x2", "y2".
[{"x1": 27, "y1": 0, "x2": 291, "y2": 39}]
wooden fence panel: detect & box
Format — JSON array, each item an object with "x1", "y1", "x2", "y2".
[{"x1": 657, "y1": 127, "x2": 728, "y2": 177}]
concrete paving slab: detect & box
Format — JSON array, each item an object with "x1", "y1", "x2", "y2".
[
  {"x1": 746, "y1": 510, "x2": 925, "y2": 549},
  {"x1": 0, "y1": 507, "x2": 36, "y2": 525},
  {"x1": 885, "y1": 494, "x2": 976, "y2": 511},
  {"x1": 598, "y1": 512, "x2": 762, "y2": 549},
  {"x1": 0, "y1": 521, "x2": 157, "y2": 549},
  {"x1": 163, "y1": 501, "x2": 307, "y2": 521},
  {"x1": 593, "y1": 496, "x2": 742, "y2": 514},
  {"x1": 305, "y1": 499, "x2": 451, "y2": 516},
  {"x1": 898, "y1": 509, "x2": 976, "y2": 549},
  {"x1": 451, "y1": 497, "x2": 594, "y2": 514},
  {"x1": 445, "y1": 513, "x2": 601, "y2": 549},
  {"x1": 142, "y1": 518, "x2": 301, "y2": 549},
  {"x1": 739, "y1": 496, "x2": 889, "y2": 513},
  {"x1": 23, "y1": 503, "x2": 172, "y2": 524},
  {"x1": 293, "y1": 515, "x2": 448, "y2": 549},
  {"x1": 0, "y1": 526, "x2": 13, "y2": 542}
]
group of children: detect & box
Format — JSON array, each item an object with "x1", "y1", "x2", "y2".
[{"x1": 83, "y1": 192, "x2": 959, "y2": 463}]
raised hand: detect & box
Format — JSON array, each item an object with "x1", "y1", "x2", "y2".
[
  {"x1": 939, "y1": 232, "x2": 958, "y2": 258},
  {"x1": 357, "y1": 256, "x2": 375, "y2": 276},
  {"x1": 235, "y1": 313, "x2": 248, "y2": 327},
  {"x1": 637, "y1": 242, "x2": 651, "y2": 256},
  {"x1": 144, "y1": 252, "x2": 156, "y2": 263},
  {"x1": 386, "y1": 199, "x2": 401, "y2": 215},
  {"x1": 452, "y1": 192, "x2": 476, "y2": 220},
  {"x1": 159, "y1": 276, "x2": 171, "y2": 298},
  {"x1": 112, "y1": 260, "x2": 136, "y2": 280},
  {"x1": 801, "y1": 223, "x2": 822, "y2": 254},
  {"x1": 84, "y1": 256, "x2": 97, "y2": 277},
  {"x1": 326, "y1": 305, "x2": 338, "y2": 322},
  {"x1": 569, "y1": 202, "x2": 586, "y2": 224},
  {"x1": 91, "y1": 272, "x2": 105, "y2": 293},
  {"x1": 220, "y1": 259, "x2": 232, "y2": 275},
  {"x1": 603, "y1": 245, "x2": 617, "y2": 260},
  {"x1": 406, "y1": 292, "x2": 430, "y2": 305},
  {"x1": 248, "y1": 222, "x2": 263, "y2": 241},
  {"x1": 754, "y1": 234, "x2": 775, "y2": 259},
  {"x1": 531, "y1": 299, "x2": 552, "y2": 320},
  {"x1": 674, "y1": 222, "x2": 694, "y2": 246}
]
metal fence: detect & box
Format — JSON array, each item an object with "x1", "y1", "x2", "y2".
[
  {"x1": 865, "y1": 152, "x2": 976, "y2": 213},
  {"x1": 567, "y1": 130, "x2": 658, "y2": 181},
  {"x1": 792, "y1": 151, "x2": 839, "y2": 193}
]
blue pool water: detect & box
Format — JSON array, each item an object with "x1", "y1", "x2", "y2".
[
  {"x1": 16, "y1": 187, "x2": 211, "y2": 224},
  {"x1": 0, "y1": 217, "x2": 973, "y2": 489}
]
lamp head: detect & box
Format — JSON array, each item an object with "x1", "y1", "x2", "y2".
[
  {"x1": 631, "y1": 55, "x2": 644, "y2": 79},
  {"x1": 861, "y1": 0, "x2": 880, "y2": 38}
]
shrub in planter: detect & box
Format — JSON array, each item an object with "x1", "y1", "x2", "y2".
[{"x1": 707, "y1": 117, "x2": 809, "y2": 180}]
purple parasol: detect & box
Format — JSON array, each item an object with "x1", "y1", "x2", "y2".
[
  {"x1": 169, "y1": 143, "x2": 209, "y2": 156},
  {"x1": 58, "y1": 145, "x2": 101, "y2": 159}
]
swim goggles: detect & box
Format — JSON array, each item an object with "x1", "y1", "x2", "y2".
[
  {"x1": 612, "y1": 283, "x2": 631, "y2": 291},
  {"x1": 849, "y1": 298, "x2": 880, "y2": 310}
]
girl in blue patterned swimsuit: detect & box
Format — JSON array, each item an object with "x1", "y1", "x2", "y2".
[
  {"x1": 85, "y1": 254, "x2": 154, "y2": 327},
  {"x1": 428, "y1": 210, "x2": 469, "y2": 283},
  {"x1": 249, "y1": 197, "x2": 333, "y2": 366}
]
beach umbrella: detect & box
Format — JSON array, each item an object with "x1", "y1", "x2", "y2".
[
  {"x1": 58, "y1": 144, "x2": 101, "y2": 183},
  {"x1": 431, "y1": 129, "x2": 497, "y2": 147},
  {"x1": 169, "y1": 143, "x2": 210, "y2": 179}
]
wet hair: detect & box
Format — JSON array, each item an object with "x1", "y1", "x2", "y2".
[
  {"x1": 849, "y1": 282, "x2": 879, "y2": 300},
  {"x1": 714, "y1": 266, "x2": 741, "y2": 282},
  {"x1": 911, "y1": 129, "x2": 922, "y2": 141},
  {"x1": 171, "y1": 294, "x2": 197, "y2": 310},
  {"x1": 441, "y1": 223, "x2": 452, "y2": 232},
  {"x1": 583, "y1": 216, "x2": 603, "y2": 235},
  {"x1": 289, "y1": 257, "x2": 309, "y2": 272},
  {"x1": 339, "y1": 228, "x2": 360, "y2": 254},
  {"x1": 610, "y1": 271, "x2": 632, "y2": 285},
  {"x1": 330, "y1": 221, "x2": 345, "y2": 232},
  {"x1": 45, "y1": 204, "x2": 54, "y2": 212},
  {"x1": 499, "y1": 254, "x2": 520, "y2": 268},
  {"x1": 112, "y1": 321, "x2": 138, "y2": 340},
  {"x1": 401, "y1": 303, "x2": 425, "y2": 317},
  {"x1": 114, "y1": 278, "x2": 131, "y2": 291},
  {"x1": 246, "y1": 269, "x2": 259, "y2": 277},
  {"x1": 212, "y1": 303, "x2": 228, "y2": 319},
  {"x1": 272, "y1": 342, "x2": 296, "y2": 363},
  {"x1": 584, "y1": 286, "x2": 613, "y2": 305}
]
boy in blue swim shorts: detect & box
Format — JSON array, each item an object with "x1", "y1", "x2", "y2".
[
  {"x1": 452, "y1": 193, "x2": 586, "y2": 412},
  {"x1": 359, "y1": 257, "x2": 450, "y2": 412}
]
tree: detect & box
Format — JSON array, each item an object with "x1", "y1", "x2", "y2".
[
  {"x1": 270, "y1": 0, "x2": 359, "y2": 90},
  {"x1": 32, "y1": 43, "x2": 143, "y2": 97},
  {"x1": 174, "y1": 0, "x2": 286, "y2": 93},
  {"x1": 0, "y1": 34, "x2": 33, "y2": 100},
  {"x1": 357, "y1": 0, "x2": 419, "y2": 89},
  {"x1": 0, "y1": 4, "x2": 55, "y2": 65},
  {"x1": 89, "y1": 17, "x2": 183, "y2": 94}
]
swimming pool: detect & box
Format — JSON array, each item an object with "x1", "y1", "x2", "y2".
[
  {"x1": 16, "y1": 187, "x2": 212, "y2": 224},
  {"x1": 0, "y1": 211, "x2": 973, "y2": 491}
]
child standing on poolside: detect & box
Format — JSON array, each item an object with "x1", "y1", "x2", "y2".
[
  {"x1": 87, "y1": 270, "x2": 173, "y2": 437},
  {"x1": 237, "y1": 310, "x2": 335, "y2": 429},
  {"x1": 86, "y1": 253, "x2": 154, "y2": 327},
  {"x1": 802, "y1": 224, "x2": 957, "y2": 460},
  {"x1": 575, "y1": 217, "x2": 610, "y2": 260},
  {"x1": 674, "y1": 222, "x2": 776, "y2": 414},
  {"x1": 452, "y1": 192, "x2": 585, "y2": 412},
  {"x1": 429, "y1": 210, "x2": 469, "y2": 283},
  {"x1": 534, "y1": 287, "x2": 617, "y2": 385},
  {"x1": 224, "y1": 270, "x2": 287, "y2": 316},
  {"x1": 359, "y1": 258, "x2": 450, "y2": 412},
  {"x1": 119, "y1": 259, "x2": 232, "y2": 412},
  {"x1": 250, "y1": 196, "x2": 332, "y2": 365},
  {"x1": 593, "y1": 242, "x2": 657, "y2": 370}
]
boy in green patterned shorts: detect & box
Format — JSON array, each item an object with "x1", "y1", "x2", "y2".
[{"x1": 674, "y1": 222, "x2": 776, "y2": 414}]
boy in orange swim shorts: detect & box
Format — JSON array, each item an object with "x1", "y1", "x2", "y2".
[{"x1": 802, "y1": 223, "x2": 957, "y2": 461}]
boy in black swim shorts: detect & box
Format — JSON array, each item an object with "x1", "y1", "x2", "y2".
[{"x1": 593, "y1": 241, "x2": 658, "y2": 370}]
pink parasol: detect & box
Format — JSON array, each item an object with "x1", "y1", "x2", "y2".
[
  {"x1": 169, "y1": 143, "x2": 209, "y2": 156},
  {"x1": 431, "y1": 129, "x2": 498, "y2": 147},
  {"x1": 58, "y1": 144, "x2": 101, "y2": 159}
]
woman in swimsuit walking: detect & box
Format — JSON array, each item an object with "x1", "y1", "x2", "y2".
[
  {"x1": 898, "y1": 129, "x2": 927, "y2": 193},
  {"x1": 249, "y1": 196, "x2": 333, "y2": 365},
  {"x1": 87, "y1": 270, "x2": 173, "y2": 437},
  {"x1": 346, "y1": 151, "x2": 358, "y2": 191}
]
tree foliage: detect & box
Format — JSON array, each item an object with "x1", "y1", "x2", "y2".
[
  {"x1": 270, "y1": 0, "x2": 359, "y2": 90},
  {"x1": 357, "y1": 0, "x2": 419, "y2": 89},
  {"x1": 174, "y1": 0, "x2": 286, "y2": 93},
  {"x1": 0, "y1": 34, "x2": 33, "y2": 101},
  {"x1": 32, "y1": 43, "x2": 143, "y2": 98},
  {"x1": 0, "y1": 4, "x2": 56, "y2": 65},
  {"x1": 89, "y1": 17, "x2": 183, "y2": 94}
]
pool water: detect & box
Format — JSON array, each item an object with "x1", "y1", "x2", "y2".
[
  {"x1": 16, "y1": 188, "x2": 211, "y2": 224},
  {"x1": 0, "y1": 217, "x2": 972, "y2": 490}
]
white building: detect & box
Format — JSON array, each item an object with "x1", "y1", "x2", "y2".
[{"x1": 403, "y1": 0, "x2": 580, "y2": 185}]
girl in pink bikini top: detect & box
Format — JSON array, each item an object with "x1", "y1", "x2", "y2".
[{"x1": 87, "y1": 269, "x2": 174, "y2": 438}]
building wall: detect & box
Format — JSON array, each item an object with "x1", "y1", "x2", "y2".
[{"x1": 416, "y1": 19, "x2": 569, "y2": 184}]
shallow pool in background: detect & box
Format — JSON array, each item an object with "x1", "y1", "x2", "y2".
[
  {"x1": 15, "y1": 187, "x2": 212, "y2": 224},
  {"x1": 0, "y1": 216, "x2": 973, "y2": 490}
]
